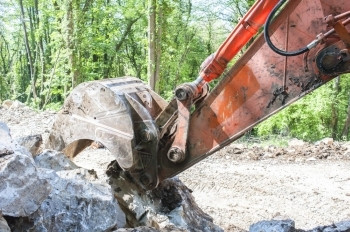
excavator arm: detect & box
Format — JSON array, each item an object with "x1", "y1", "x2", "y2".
[
  {"x1": 47, "y1": 0, "x2": 350, "y2": 189},
  {"x1": 158, "y1": 0, "x2": 350, "y2": 183}
]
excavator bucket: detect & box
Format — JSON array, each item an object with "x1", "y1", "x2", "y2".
[{"x1": 47, "y1": 76, "x2": 167, "y2": 189}]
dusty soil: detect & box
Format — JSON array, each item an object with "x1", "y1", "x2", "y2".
[
  {"x1": 179, "y1": 150, "x2": 350, "y2": 231},
  {"x1": 1, "y1": 102, "x2": 350, "y2": 231}
]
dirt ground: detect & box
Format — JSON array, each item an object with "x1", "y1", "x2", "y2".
[
  {"x1": 179, "y1": 150, "x2": 350, "y2": 231},
  {"x1": 1, "y1": 102, "x2": 350, "y2": 231}
]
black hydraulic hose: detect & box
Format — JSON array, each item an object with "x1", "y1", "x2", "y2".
[{"x1": 264, "y1": 0, "x2": 309, "y2": 56}]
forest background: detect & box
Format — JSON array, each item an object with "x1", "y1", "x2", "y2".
[{"x1": 1, "y1": 0, "x2": 350, "y2": 142}]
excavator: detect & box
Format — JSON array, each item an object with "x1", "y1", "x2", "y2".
[{"x1": 47, "y1": 0, "x2": 350, "y2": 190}]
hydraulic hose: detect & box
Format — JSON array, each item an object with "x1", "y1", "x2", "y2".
[{"x1": 264, "y1": 0, "x2": 310, "y2": 56}]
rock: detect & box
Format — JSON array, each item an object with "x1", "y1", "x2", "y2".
[
  {"x1": 306, "y1": 157, "x2": 317, "y2": 162},
  {"x1": 249, "y1": 220, "x2": 296, "y2": 232},
  {"x1": 308, "y1": 221, "x2": 350, "y2": 232},
  {"x1": 2, "y1": 100, "x2": 13, "y2": 109},
  {"x1": 0, "y1": 122, "x2": 14, "y2": 156},
  {"x1": 2, "y1": 100, "x2": 25, "y2": 109},
  {"x1": 91, "y1": 141, "x2": 105, "y2": 149},
  {"x1": 0, "y1": 153, "x2": 51, "y2": 217},
  {"x1": 0, "y1": 122, "x2": 35, "y2": 158},
  {"x1": 16, "y1": 134, "x2": 43, "y2": 156},
  {"x1": 288, "y1": 139, "x2": 306, "y2": 147},
  {"x1": 249, "y1": 220, "x2": 350, "y2": 232},
  {"x1": 263, "y1": 152, "x2": 274, "y2": 159},
  {"x1": 11, "y1": 100, "x2": 25, "y2": 109},
  {"x1": 34, "y1": 149, "x2": 78, "y2": 171},
  {"x1": 0, "y1": 214, "x2": 10, "y2": 232},
  {"x1": 0, "y1": 123, "x2": 51, "y2": 217},
  {"x1": 272, "y1": 212, "x2": 290, "y2": 221},
  {"x1": 8, "y1": 167, "x2": 126, "y2": 231},
  {"x1": 108, "y1": 164, "x2": 223, "y2": 232},
  {"x1": 115, "y1": 227, "x2": 161, "y2": 232},
  {"x1": 115, "y1": 226, "x2": 188, "y2": 232},
  {"x1": 315, "y1": 138, "x2": 334, "y2": 146},
  {"x1": 333, "y1": 221, "x2": 350, "y2": 232},
  {"x1": 0, "y1": 146, "x2": 13, "y2": 157}
]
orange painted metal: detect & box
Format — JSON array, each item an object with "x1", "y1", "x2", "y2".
[
  {"x1": 158, "y1": 0, "x2": 350, "y2": 180},
  {"x1": 199, "y1": 0, "x2": 280, "y2": 82},
  {"x1": 166, "y1": 98, "x2": 191, "y2": 163},
  {"x1": 333, "y1": 21, "x2": 350, "y2": 47}
]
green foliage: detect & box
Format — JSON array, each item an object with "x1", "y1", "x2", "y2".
[
  {"x1": 43, "y1": 102, "x2": 62, "y2": 111},
  {"x1": 237, "y1": 133, "x2": 290, "y2": 148},
  {"x1": 0, "y1": 0, "x2": 239, "y2": 106},
  {"x1": 256, "y1": 75, "x2": 350, "y2": 141},
  {"x1": 256, "y1": 100, "x2": 331, "y2": 141}
]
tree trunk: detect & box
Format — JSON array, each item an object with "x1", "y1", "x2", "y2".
[
  {"x1": 331, "y1": 76, "x2": 340, "y2": 139},
  {"x1": 342, "y1": 91, "x2": 350, "y2": 139},
  {"x1": 154, "y1": 4, "x2": 162, "y2": 93},
  {"x1": 19, "y1": 0, "x2": 37, "y2": 102},
  {"x1": 42, "y1": 49, "x2": 62, "y2": 109},
  {"x1": 64, "y1": 0, "x2": 78, "y2": 88},
  {"x1": 38, "y1": 39, "x2": 45, "y2": 107},
  {"x1": 148, "y1": 0, "x2": 156, "y2": 90},
  {"x1": 0, "y1": 41, "x2": 4, "y2": 100}
]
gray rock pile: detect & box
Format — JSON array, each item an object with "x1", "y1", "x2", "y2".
[
  {"x1": 7, "y1": 165, "x2": 126, "y2": 231},
  {"x1": 0, "y1": 100, "x2": 55, "y2": 143},
  {"x1": 1, "y1": 122, "x2": 125, "y2": 231}
]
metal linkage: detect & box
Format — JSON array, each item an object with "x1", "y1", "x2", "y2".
[{"x1": 166, "y1": 80, "x2": 209, "y2": 164}]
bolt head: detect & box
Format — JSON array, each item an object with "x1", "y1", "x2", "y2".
[
  {"x1": 175, "y1": 89, "x2": 188, "y2": 101},
  {"x1": 167, "y1": 147, "x2": 186, "y2": 163}
]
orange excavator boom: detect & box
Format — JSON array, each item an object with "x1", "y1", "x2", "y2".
[{"x1": 159, "y1": 0, "x2": 350, "y2": 183}]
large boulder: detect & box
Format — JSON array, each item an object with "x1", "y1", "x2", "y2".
[
  {"x1": 0, "y1": 122, "x2": 51, "y2": 217},
  {"x1": 7, "y1": 150, "x2": 126, "y2": 231},
  {"x1": 108, "y1": 162, "x2": 223, "y2": 232}
]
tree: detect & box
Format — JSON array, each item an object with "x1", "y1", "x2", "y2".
[
  {"x1": 148, "y1": 0, "x2": 156, "y2": 90},
  {"x1": 147, "y1": 0, "x2": 164, "y2": 92},
  {"x1": 63, "y1": 0, "x2": 78, "y2": 89},
  {"x1": 19, "y1": 0, "x2": 37, "y2": 102}
]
